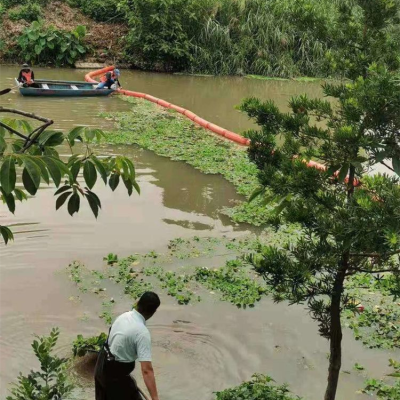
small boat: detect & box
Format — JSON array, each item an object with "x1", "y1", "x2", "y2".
[{"x1": 15, "y1": 79, "x2": 115, "y2": 97}]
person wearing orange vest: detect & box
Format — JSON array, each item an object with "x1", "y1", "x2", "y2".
[{"x1": 17, "y1": 64, "x2": 39, "y2": 88}]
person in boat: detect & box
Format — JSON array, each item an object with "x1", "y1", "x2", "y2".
[
  {"x1": 17, "y1": 64, "x2": 39, "y2": 88},
  {"x1": 98, "y1": 69, "x2": 121, "y2": 89},
  {"x1": 96, "y1": 71, "x2": 115, "y2": 90},
  {"x1": 95, "y1": 291, "x2": 161, "y2": 400}
]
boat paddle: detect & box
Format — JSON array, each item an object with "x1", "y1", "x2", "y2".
[{"x1": 0, "y1": 88, "x2": 12, "y2": 96}]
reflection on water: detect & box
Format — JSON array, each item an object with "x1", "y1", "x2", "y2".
[{"x1": 0, "y1": 66, "x2": 396, "y2": 400}]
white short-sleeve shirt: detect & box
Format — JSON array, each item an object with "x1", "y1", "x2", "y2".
[{"x1": 108, "y1": 310, "x2": 152, "y2": 363}]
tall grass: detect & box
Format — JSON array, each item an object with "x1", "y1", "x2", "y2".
[
  {"x1": 190, "y1": 0, "x2": 337, "y2": 77},
  {"x1": 68, "y1": 0, "x2": 400, "y2": 77}
]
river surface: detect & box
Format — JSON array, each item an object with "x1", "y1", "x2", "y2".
[{"x1": 0, "y1": 65, "x2": 397, "y2": 400}]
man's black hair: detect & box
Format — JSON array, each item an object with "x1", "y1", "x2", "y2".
[{"x1": 137, "y1": 292, "x2": 160, "y2": 315}]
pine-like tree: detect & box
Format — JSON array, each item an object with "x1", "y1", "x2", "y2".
[{"x1": 241, "y1": 1, "x2": 400, "y2": 399}]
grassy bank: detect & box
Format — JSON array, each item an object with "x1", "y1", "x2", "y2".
[{"x1": 102, "y1": 97, "x2": 269, "y2": 226}]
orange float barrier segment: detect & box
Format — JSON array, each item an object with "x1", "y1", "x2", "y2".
[
  {"x1": 183, "y1": 110, "x2": 198, "y2": 121},
  {"x1": 207, "y1": 123, "x2": 227, "y2": 137},
  {"x1": 168, "y1": 104, "x2": 186, "y2": 114},
  {"x1": 157, "y1": 99, "x2": 171, "y2": 108},
  {"x1": 224, "y1": 131, "x2": 249, "y2": 145},
  {"x1": 193, "y1": 116, "x2": 210, "y2": 129},
  {"x1": 144, "y1": 94, "x2": 160, "y2": 103}
]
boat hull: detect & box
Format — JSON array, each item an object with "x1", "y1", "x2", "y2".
[{"x1": 16, "y1": 79, "x2": 115, "y2": 97}]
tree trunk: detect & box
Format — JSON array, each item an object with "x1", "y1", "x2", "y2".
[{"x1": 324, "y1": 267, "x2": 346, "y2": 400}]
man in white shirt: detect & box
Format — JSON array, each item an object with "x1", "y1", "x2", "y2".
[{"x1": 95, "y1": 292, "x2": 161, "y2": 400}]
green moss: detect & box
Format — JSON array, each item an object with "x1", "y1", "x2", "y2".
[{"x1": 102, "y1": 97, "x2": 269, "y2": 226}]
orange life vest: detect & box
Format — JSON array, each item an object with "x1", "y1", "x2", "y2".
[{"x1": 22, "y1": 70, "x2": 33, "y2": 84}]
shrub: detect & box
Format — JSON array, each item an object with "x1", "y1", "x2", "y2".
[
  {"x1": 66, "y1": 0, "x2": 124, "y2": 22},
  {"x1": 8, "y1": 3, "x2": 42, "y2": 22},
  {"x1": 6, "y1": 328, "x2": 74, "y2": 400},
  {"x1": 0, "y1": 0, "x2": 48, "y2": 9},
  {"x1": 17, "y1": 21, "x2": 87, "y2": 66},
  {"x1": 120, "y1": 0, "x2": 215, "y2": 71},
  {"x1": 214, "y1": 374, "x2": 301, "y2": 400}
]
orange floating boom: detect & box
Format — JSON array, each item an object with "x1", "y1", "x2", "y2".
[{"x1": 85, "y1": 66, "x2": 359, "y2": 186}]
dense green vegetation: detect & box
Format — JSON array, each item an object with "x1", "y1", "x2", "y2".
[
  {"x1": 79, "y1": 0, "x2": 400, "y2": 77},
  {"x1": 214, "y1": 374, "x2": 300, "y2": 400},
  {"x1": 67, "y1": 236, "x2": 268, "y2": 311},
  {"x1": 17, "y1": 22, "x2": 87, "y2": 66},
  {"x1": 240, "y1": 0, "x2": 400, "y2": 399},
  {"x1": 6, "y1": 328, "x2": 73, "y2": 400},
  {"x1": 2, "y1": 0, "x2": 399, "y2": 76}
]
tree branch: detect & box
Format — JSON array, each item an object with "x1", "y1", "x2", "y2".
[
  {"x1": 0, "y1": 121, "x2": 31, "y2": 141},
  {"x1": 0, "y1": 107, "x2": 53, "y2": 124},
  {"x1": 350, "y1": 249, "x2": 400, "y2": 258},
  {"x1": 347, "y1": 268, "x2": 397, "y2": 275},
  {"x1": 22, "y1": 122, "x2": 53, "y2": 152},
  {"x1": 381, "y1": 161, "x2": 395, "y2": 172}
]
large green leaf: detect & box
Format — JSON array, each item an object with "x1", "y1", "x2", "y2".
[
  {"x1": 32, "y1": 158, "x2": 50, "y2": 185},
  {"x1": 86, "y1": 192, "x2": 99, "y2": 218},
  {"x1": 54, "y1": 185, "x2": 72, "y2": 196},
  {"x1": 123, "y1": 177, "x2": 133, "y2": 196},
  {"x1": 68, "y1": 193, "x2": 80, "y2": 216},
  {"x1": 0, "y1": 156, "x2": 16, "y2": 194},
  {"x1": 0, "y1": 225, "x2": 14, "y2": 244},
  {"x1": 109, "y1": 173, "x2": 120, "y2": 191},
  {"x1": 123, "y1": 158, "x2": 136, "y2": 180},
  {"x1": 133, "y1": 180, "x2": 140, "y2": 195},
  {"x1": 22, "y1": 168, "x2": 37, "y2": 195},
  {"x1": 1, "y1": 188, "x2": 15, "y2": 213},
  {"x1": 43, "y1": 157, "x2": 62, "y2": 186},
  {"x1": 74, "y1": 25, "x2": 86, "y2": 38},
  {"x1": 83, "y1": 160, "x2": 97, "y2": 189},
  {"x1": 22, "y1": 157, "x2": 41, "y2": 189},
  {"x1": 14, "y1": 188, "x2": 27, "y2": 201},
  {"x1": 67, "y1": 126, "x2": 85, "y2": 146},
  {"x1": 90, "y1": 157, "x2": 107, "y2": 184},
  {"x1": 56, "y1": 191, "x2": 72, "y2": 210},
  {"x1": 70, "y1": 160, "x2": 81, "y2": 182},
  {"x1": 38, "y1": 131, "x2": 64, "y2": 147}
]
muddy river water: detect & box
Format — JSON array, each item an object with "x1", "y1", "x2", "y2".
[{"x1": 0, "y1": 65, "x2": 397, "y2": 399}]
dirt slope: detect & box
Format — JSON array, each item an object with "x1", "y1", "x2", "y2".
[{"x1": 0, "y1": 1, "x2": 129, "y2": 64}]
